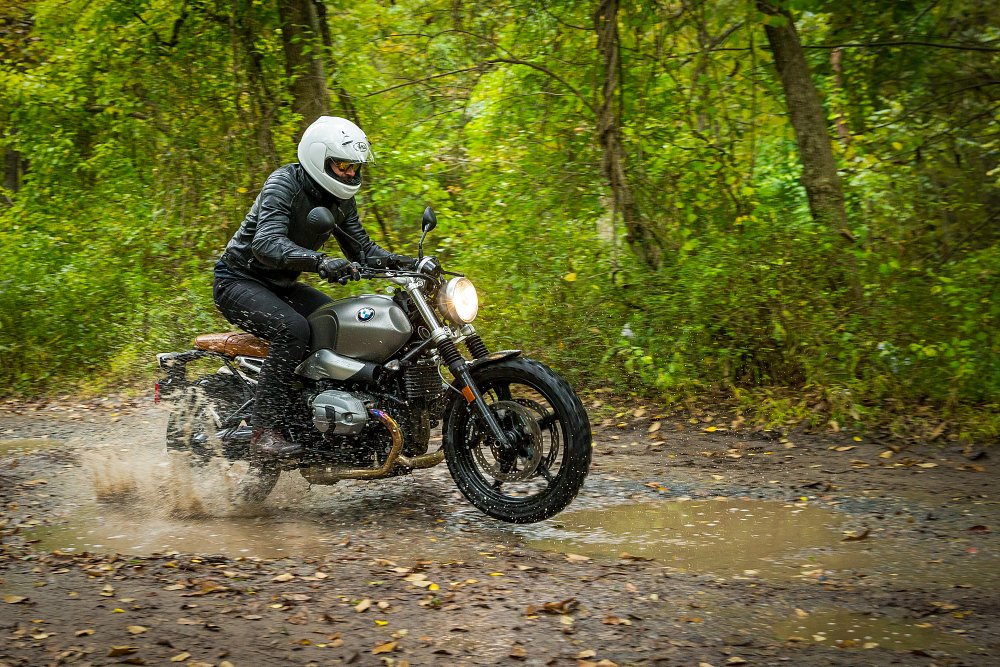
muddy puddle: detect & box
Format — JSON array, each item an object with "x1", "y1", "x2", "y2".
[
  {"x1": 772, "y1": 608, "x2": 974, "y2": 651},
  {"x1": 524, "y1": 499, "x2": 1000, "y2": 588},
  {"x1": 0, "y1": 438, "x2": 62, "y2": 454},
  {"x1": 526, "y1": 499, "x2": 844, "y2": 574},
  {"x1": 24, "y1": 447, "x2": 507, "y2": 562}
]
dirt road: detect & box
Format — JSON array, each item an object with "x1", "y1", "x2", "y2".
[{"x1": 1, "y1": 397, "x2": 997, "y2": 666}]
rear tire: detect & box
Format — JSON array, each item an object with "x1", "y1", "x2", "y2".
[
  {"x1": 443, "y1": 358, "x2": 591, "y2": 523},
  {"x1": 235, "y1": 463, "x2": 280, "y2": 505},
  {"x1": 165, "y1": 374, "x2": 250, "y2": 462}
]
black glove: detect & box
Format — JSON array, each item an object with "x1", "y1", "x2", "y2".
[
  {"x1": 367, "y1": 253, "x2": 417, "y2": 270},
  {"x1": 318, "y1": 257, "x2": 360, "y2": 284}
]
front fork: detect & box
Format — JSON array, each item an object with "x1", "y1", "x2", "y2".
[{"x1": 404, "y1": 284, "x2": 514, "y2": 451}]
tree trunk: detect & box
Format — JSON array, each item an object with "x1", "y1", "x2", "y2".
[
  {"x1": 3, "y1": 147, "x2": 22, "y2": 198},
  {"x1": 276, "y1": 0, "x2": 329, "y2": 137},
  {"x1": 594, "y1": 0, "x2": 661, "y2": 271},
  {"x1": 757, "y1": 1, "x2": 851, "y2": 238},
  {"x1": 758, "y1": 0, "x2": 861, "y2": 301}
]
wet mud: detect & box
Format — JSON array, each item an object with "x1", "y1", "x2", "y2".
[{"x1": 1, "y1": 400, "x2": 997, "y2": 666}]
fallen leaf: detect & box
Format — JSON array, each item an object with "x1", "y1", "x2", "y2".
[
  {"x1": 834, "y1": 446, "x2": 856, "y2": 452},
  {"x1": 842, "y1": 527, "x2": 871, "y2": 542},
  {"x1": 126, "y1": 625, "x2": 148, "y2": 634},
  {"x1": 968, "y1": 525, "x2": 990, "y2": 533},
  {"x1": 648, "y1": 421, "x2": 661, "y2": 433},
  {"x1": 509, "y1": 644, "x2": 527, "y2": 658},
  {"x1": 795, "y1": 608, "x2": 809, "y2": 618},
  {"x1": 3, "y1": 595, "x2": 27, "y2": 604},
  {"x1": 272, "y1": 573, "x2": 294, "y2": 582},
  {"x1": 75, "y1": 629, "x2": 95, "y2": 636},
  {"x1": 577, "y1": 649, "x2": 597, "y2": 658},
  {"x1": 619, "y1": 552, "x2": 653, "y2": 561},
  {"x1": 169, "y1": 653, "x2": 191, "y2": 662},
  {"x1": 542, "y1": 598, "x2": 578, "y2": 614},
  {"x1": 372, "y1": 640, "x2": 397, "y2": 654},
  {"x1": 107, "y1": 646, "x2": 138, "y2": 657},
  {"x1": 602, "y1": 615, "x2": 632, "y2": 625},
  {"x1": 879, "y1": 450, "x2": 894, "y2": 459},
  {"x1": 565, "y1": 554, "x2": 591, "y2": 563},
  {"x1": 917, "y1": 462, "x2": 938, "y2": 468},
  {"x1": 727, "y1": 658, "x2": 747, "y2": 665},
  {"x1": 355, "y1": 599, "x2": 372, "y2": 613}
]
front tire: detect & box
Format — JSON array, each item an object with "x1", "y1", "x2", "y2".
[{"x1": 443, "y1": 358, "x2": 592, "y2": 523}]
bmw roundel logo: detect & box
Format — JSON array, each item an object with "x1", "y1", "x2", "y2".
[{"x1": 357, "y1": 307, "x2": 376, "y2": 322}]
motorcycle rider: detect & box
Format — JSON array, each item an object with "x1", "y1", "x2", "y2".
[{"x1": 213, "y1": 116, "x2": 415, "y2": 459}]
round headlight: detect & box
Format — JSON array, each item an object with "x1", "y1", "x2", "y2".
[{"x1": 438, "y1": 277, "x2": 479, "y2": 324}]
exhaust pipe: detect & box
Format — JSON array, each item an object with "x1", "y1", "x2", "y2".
[{"x1": 300, "y1": 408, "x2": 405, "y2": 484}]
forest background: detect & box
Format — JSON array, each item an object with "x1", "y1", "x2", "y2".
[{"x1": 0, "y1": 0, "x2": 997, "y2": 439}]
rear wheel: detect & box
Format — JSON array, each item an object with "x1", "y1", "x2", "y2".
[
  {"x1": 443, "y1": 358, "x2": 592, "y2": 523},
  {"x1": 165, "y1": 374, "x2": 250, "y2": 462},
  {"x1": 234, "y1": 462, "x2": 281, "y2": 505}
]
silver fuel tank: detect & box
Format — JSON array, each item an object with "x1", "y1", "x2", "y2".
[{"x1": 306, "y1": 294, "x2": 412, "y2": 363}]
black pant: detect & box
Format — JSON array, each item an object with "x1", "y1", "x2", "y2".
[{"x1": 213, "y1": 278, "x2": 332, "y2": 431}]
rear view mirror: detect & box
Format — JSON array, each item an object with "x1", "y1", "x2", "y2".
[{"x1": 422, "y1": 206, "x2": 437, "y2": 233}]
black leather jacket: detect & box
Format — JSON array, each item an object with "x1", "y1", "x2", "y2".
[{"x1": 217, "y1": 163, "x2": 390, "y2": 289}]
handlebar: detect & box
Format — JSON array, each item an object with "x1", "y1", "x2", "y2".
[{"x1": 334, "y1": 263, "x2": 431, "y2": 285}]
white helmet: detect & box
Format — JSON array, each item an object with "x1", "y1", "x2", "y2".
[{"x1": 297, "y1": 116, "x2": 374, "y2": 199}]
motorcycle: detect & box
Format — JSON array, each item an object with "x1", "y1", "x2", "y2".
[{"x1": 156, "y1": 206, "x2": 592, "y2": 523}]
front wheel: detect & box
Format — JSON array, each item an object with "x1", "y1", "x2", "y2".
[{"x1": 443, "y1": 358, "x2": 592, "y2": 523}]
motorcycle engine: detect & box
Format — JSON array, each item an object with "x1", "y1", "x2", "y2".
[{"x1": 311, "y1": 390, "x2": 367, "y2": 435}]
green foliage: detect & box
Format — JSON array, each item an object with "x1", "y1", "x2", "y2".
[{"x1": 0, "y1": 0, "x2": 996, "y2": 437}]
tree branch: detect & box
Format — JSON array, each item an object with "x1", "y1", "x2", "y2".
[{"x1": 803, "y1": 40, "x2": 1000, "y2": 53}]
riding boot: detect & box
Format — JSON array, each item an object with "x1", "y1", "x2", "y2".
[{"x1": 250, "y1": 427, "x2": 303, "y2": 458}]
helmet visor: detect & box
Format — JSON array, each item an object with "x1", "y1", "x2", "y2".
[{"x1": 325, "y1": 158, "x2": 363, "y2": 187}]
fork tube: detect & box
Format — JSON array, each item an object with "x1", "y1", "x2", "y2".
[{"x1": 405, "y1": 283, "x2": 513, "y2": 451}]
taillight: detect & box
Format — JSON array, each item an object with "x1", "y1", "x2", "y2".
[{"x1": 154, "y1": 382, "x2": 161, "y2": 404}]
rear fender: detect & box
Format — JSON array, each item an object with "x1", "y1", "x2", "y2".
[{"x1": 156, "y1": 350, "x2": 221, "y2": 397}]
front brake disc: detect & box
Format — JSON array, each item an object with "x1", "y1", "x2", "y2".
[{"x1": 471, "y1": 400, "x2": 543, "y2": 482}]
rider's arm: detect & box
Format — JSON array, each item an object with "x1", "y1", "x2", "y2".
[
  {"x1": 335, "y1": 198, "x2": 392, "y2": 264},
  {"x1": 250, "y1": 172, "x2": 326, "y2": 271}
]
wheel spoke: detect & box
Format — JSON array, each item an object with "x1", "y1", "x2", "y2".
[{"x1": 536, "y1": 461, "x2": 555, "y2": 483}]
